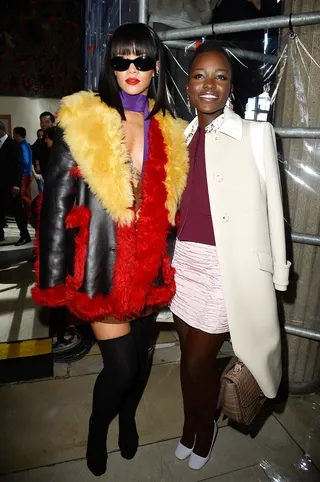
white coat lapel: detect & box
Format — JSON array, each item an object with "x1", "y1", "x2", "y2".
[{"x1": 204, "y1": 129, "x2": 217, "y2": 193}]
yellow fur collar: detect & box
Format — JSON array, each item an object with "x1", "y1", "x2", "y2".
[{"x1": 58, "y1": 91, "x2": 188, "y2": 226}]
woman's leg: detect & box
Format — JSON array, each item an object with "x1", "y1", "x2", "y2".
[
  {"x1": 87, "y1": 321, "x2": 137, "y2": 476},
  {"x1": 174, "y1": 314, "x2": 196, "y2": 449},
  {"x1": 183, "y1": 327, "x2": 227, "y2": 457},
  {"x1": 118, "y1": 313, "x2": 154, "y2": 459},
  {"x1": 92, "y1": 322, "x2": 131, "y2": 341}
]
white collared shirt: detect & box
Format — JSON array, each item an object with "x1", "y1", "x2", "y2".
[
  {"x1": 0, "y1": 133, "x2": 8, "y2": 148},
  {"x1": 204, "y1": 113, "x2": 225, "y2": 135}
]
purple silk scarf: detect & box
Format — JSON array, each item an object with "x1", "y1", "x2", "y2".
[{"x1": 120, "y1": 90, "x2": 150, "y2": 171}]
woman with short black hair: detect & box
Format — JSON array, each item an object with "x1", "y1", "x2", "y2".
[{"x1": 171, "y1": 40, "x2": 290, "y2": 470}]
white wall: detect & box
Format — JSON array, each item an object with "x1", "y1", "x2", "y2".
[{"x1": 0, "y1": 96, "x2": 61, "y2": 144}]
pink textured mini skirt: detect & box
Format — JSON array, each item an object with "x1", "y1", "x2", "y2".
[{"x1": 170, "y1": 239, "x2": 229, "y2": 334}]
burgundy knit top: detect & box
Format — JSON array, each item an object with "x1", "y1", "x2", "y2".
[{"x1": 178, "y1": 127, "x2": 215, "y2": 246}]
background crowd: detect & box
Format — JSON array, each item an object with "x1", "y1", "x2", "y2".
[{"x1": 0, "y1": 112, "x2": 56, "y2": 245}]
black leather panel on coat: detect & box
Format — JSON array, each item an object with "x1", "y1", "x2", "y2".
[
  {"x1": 39, "y1": 127, "x2": 76, "y2": 288},
  {"x1": 166, "y1": 228, "x2": 177, "y2": 262},
  {"x1": 153, "y1": 227, "x2": 176, "y2": 287},
  {"x1": 79, "y1": 182, "x2": 117, "y2": 297}
]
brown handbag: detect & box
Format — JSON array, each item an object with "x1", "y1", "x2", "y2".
[{"x1": 218, "y1": 357, "x2": 266, "y2": 425}]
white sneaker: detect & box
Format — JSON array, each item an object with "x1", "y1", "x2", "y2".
[
  {"x1": 175, "y1": 438, "x2": 195, "y2": 461},
  {"x1": 188, "y1": 421, "x2": 218, "y2": 470}
]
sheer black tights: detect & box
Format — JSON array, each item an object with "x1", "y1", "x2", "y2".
[{"x1": 174, "y1": 314, "x2": 227, "y2": 458}]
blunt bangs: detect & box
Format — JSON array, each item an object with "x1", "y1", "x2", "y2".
[
  {"x1": 98, "y1": 23, "x2": 175, "y2": 120},
  {"x1": 110, "y1": 23, "x2": 158, "y2": 60}
]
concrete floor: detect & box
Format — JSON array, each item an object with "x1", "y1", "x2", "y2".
[
  {"x1": 0, "y1": 339, "x2": 320, "y2": 481},
  {"x1": 1, "y1": 230, "x2": 320, "y2": 481},
  {"x1": 0, "y1": 223, "x2": 40, "y2": 343}
]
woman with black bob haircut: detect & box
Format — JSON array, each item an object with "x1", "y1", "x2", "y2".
[
  {"x1": 170, "y1": 40, "x2": 290, "y2": 470},
  {"x1": 32, "y1": 23, "x2": 188, "y2": 477},
  {"x1": 99, "y1": 22, "x2": 173, "y2": 119}
]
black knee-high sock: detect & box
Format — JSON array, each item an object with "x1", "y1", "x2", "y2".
[
  {"x1": 118, "y1": 314, "x2": 153, "y2": 459},
  {"x1": 86, "y1": 332, "x2": 138, "y2": 476}
]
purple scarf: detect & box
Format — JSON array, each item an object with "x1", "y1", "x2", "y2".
[{"x1": 120, "y1": 90, "x2": 150, "y2": 171}]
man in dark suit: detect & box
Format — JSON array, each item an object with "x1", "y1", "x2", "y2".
[
  {"x1": 0, "y1": 121, "x2": 31, "y2": 245},
  {"x1": 33, "y1": 111, "x2": 55, "y2": 181}
]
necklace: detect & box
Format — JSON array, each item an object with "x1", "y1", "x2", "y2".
[
  {"x1": 126, "y1": 157, "x2": 142, "y2": 220},
  {"x1": 129, "y1": 157, "x2": 142, "y2": 183}
]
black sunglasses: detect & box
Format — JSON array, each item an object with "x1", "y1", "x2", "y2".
[{"x1": 110, "y1": 55, "x2": 156, "y2": 72}]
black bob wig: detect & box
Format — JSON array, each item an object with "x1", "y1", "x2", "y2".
[{"x1": 98, "y1": 23, "x2": 175, "y2": 120}]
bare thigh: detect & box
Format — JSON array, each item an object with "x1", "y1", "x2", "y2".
[{"x1": 92, "y1": 317, "x2": 131, "y2": 340}]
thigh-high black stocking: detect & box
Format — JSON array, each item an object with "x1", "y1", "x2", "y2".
[
  {"x1": 86, "y1": 332, "x2": 138, "y2": 476},
  {"x1": 118, "y1": 314, "x2": 153, "y2": 459}
]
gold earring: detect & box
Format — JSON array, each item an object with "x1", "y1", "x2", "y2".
[
  {"x1": 226, "y1": 95, "x2": 234, "y2": 111},
  {"x1": 187, "y1": 94, "x2": 191, "y2": 113}
]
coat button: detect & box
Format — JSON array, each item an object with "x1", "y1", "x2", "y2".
[
  {"x1": 222, "y1": 214, "x2": 229, "y2": 223},
  {"x1": 214, "y1": 173, "x2": 223, "y2": 182},
  {"x1": 213, "y1": 135, "x2": 220, "y2": 143}
]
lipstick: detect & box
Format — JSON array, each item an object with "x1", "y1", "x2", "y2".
[{"x1": 126, "y1": 78, "x2": 140, "y2": 85}]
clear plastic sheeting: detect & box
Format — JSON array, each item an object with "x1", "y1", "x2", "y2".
[
  {"x1": 84, "y1": 0, "x2": 108, "y2": 90},
  {"x1": 107, "y1": 0, "x2": 140, "y2": 34},
  {"x1": 84, "y1": 0, "x2": 139, "y2": 90},
  {"x1": 259, "y1": 455, "x2": 314, "y2": 481},
  {"x1": 257, "y1": 393, "x2": 320, "y2": 481},
  {"x1": 164, "y1": 29, "x2": 320, "y2": 218},
  {"x1": 272, "y1": 25, "x2": 320, "y2": 394},
  {"x1": 275, "y1": 32, "x2": 320, "y2": 196},
  {"x1": 164, "y1": 29, "x2": 319, "y2": 127},
  {"x1": 163, "y1": 31, "x2": 290, "y2": 120}
]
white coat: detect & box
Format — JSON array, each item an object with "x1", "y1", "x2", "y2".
[{"x1": 184, "y1": 108, "x2": 291, "y2": 398}]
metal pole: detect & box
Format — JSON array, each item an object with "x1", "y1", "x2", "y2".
[
  {"x1": 285, "y1": 231, "x2": 320, "y2": 341},
  {"x1": 291, "y1": 233, "x2": 320, "y2": 246},
  {"x1": 164, "y1": 40, "x2": 279, "y2": 64},
  {"x1": 285, "y1": 324, "x2": 320, "y2": 341},
  {"x1": 275, "y1": 127, "x2": 320, "y2": 138},
  {"x1": 138, "y1": 0, "x2": 149, "y2": 24},
  {"x1": 158, "y1": 11, "x2": 320, "y2": 41}
]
